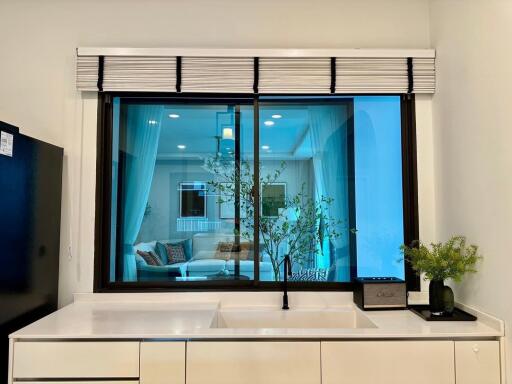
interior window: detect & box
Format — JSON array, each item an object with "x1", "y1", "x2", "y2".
[
  {"x1": 107, "y1": 96, "x2": 406, "y2": 286},
  {"x1": 180, "y1": 182, "x2": 207, "y2": 218}
]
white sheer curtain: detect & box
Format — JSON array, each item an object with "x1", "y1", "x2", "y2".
[
  {"x1": 122, "y1": 105, "x2": 164, "y2": 281},
  {"x1": 308, "y1": 105, "x2": 350, "y2": 281}
]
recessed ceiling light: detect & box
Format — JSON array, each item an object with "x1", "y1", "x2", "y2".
[
  {"x1": 177, "y1": 144, "x2": 186, "y2": 149},
  {"x1": 168, "y1": 113, "x2": 180, "y2": 119},
  {"x1": 261, "y1": 145, "x2": 270, "y2": 150},
  {"x1": 271, "y1": 114, "x2": 282, "y2": 119},
  {"x1": 263, "y1": 120, "x2": 275, "y2": 127},
  {"x1": 148, "y1": 120, "x2": 158, "y2": 125}
]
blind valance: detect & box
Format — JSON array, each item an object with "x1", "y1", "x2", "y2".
[{"x1": 76, "y1": 48, "x2": 435, "y2": 94}]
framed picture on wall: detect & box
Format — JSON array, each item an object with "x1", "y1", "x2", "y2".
[
  {"x1": 179, "y1": 182, "x2": 207, "y2": 218},
  {"x1": 219, "y1": 182, "x2": 247, "y2": 219},
  {"x1": 261, "y1": 182, "x2": 287, "y2": 218}
]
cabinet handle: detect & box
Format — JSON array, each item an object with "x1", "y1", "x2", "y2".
[{"x1": 472, "y1": 344, "x2": 480, "y2": 353}]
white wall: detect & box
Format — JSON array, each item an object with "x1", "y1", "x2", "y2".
[
  {"x1": 138, "y1": 159, "x2": 313, "y2": 242},
  {"x1": 429, "y1": 0, "x2": 512, "y2": 377},
  {"x1": 0, "y1": 0, "x2": 433, "y2": 306}
]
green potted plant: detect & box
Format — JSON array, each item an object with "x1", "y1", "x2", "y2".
[
  {"x1": 206, "y1": 160, "x2": 341, "y2": 281},
  {"x1": 401, "y1": 236, "x2": 482, "y2": 316}
]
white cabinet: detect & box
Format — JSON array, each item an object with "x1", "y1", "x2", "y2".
[
  {"x1": 9, "y1": 339, "x2": 501, "y2": 384},
  {"x1": 455, "y1": 341, "x2": 501, "y2": 384},
  {"x1": 322, "y1": 341, "x2": 455, "y2": 384},
  {"x1": 140, "y1": 342, "x2": 186, "y2": 384},
  {"x1": 186, "y1": 341, "x2": 321, "y2": 384},
  {"x1": 12, "y1": 342, "x2": 140, "y2": 379}
]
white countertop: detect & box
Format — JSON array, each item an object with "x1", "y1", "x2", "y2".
[{"x1": 10, "y1": 292, "x2": 504, "y2": 340}]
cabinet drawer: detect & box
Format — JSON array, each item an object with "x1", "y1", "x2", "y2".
[
  {"x1": 187, "y1": 341, "x2": 321, "y2": 384},
  {"x1": 140, "y1": 342, "x2": 185, "y2": 384},
  {"x1": 455, "y1": 341, "x2": 501, "y2": 384},
  {"x1": 13, "y1": 342, "x2": 140, "y2": 379},
  {"x1": 322, "y1": 341, "x2": 455, "y2": 384}
]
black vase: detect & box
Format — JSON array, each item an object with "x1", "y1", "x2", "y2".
[
  {"x1": 429, "y1": 279, "x2": 445, "y2": 315},
  {"x1": 443, "y1": 285, "x2": 455, "y2": 315}
]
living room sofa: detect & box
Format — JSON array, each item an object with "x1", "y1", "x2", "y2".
[{"x1": 134, "y1": 233, "x2": 274, "y2": 281}]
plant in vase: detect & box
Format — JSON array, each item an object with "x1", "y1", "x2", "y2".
[{"x1": 401, "y1": 236, "x2": 482, "y2": 316}]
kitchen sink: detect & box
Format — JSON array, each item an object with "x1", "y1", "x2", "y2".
[{"x1": 213, "y1": 307, "x2": 377, "y2": 329}]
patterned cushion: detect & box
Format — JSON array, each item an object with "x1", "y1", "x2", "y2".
[
  {"x1": 215, "y1": 241, "x2": 232, "y2": 260},
  {"x1": 156, "y1": 240, "x2": 192, "y2": 263},
  {"x1": 215, "y1": 242, "x2": 252, "y2": 261},
  {"x1": 136, "y1": 250, "x2": 163, "y2": 266},
  {"x1": 218, "y1": 241, "x2": 234, "y2": 252},
  {"x1": 166, "y1": 243, "x2": 187, "y2": 264}
]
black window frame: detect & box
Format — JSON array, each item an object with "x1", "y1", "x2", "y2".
[{"x1": 94, "y1": 92, "x2": 419, "y2": 292}]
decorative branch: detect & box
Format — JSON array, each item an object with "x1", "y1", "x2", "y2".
[{"x1": 207, "y1": 160, "x2": 342, "y2": 281}]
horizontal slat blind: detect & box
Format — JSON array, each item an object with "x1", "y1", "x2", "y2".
[
  {"x1": 259, "y1": 58, "x2": 331, "y2": 94},
  {"x1": 181, "y1": 57, "x2": 253, "y2": 93},
  {"x1": 412, "y1": 58, "x2": 436, "y2": 93},
  {"x1": 76, "y1": 56, "x2": 99, "y2": 91},
  {"x1": 102, "y1": 56, "x2": 176, "y2": 92},
  {"x1": 335, "y1": 58, "x2": 408, "y2": 94},
  {"x1": 76, "y1": 51, "x2": 435, "y2": 94}
]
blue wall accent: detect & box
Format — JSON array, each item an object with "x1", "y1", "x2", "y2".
[{"x1": 354, "y1": 96, "x2": 405, "y2": 279}]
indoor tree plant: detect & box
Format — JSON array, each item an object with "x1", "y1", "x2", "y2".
[
  {"x1": 401, "y1": 236, "x2": 482, "y2": 315},
  {"x1": 206, "y1": 159, "x2": 342, "y2": 281}
]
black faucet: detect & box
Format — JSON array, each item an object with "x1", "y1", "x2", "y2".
[{"x1": 281, "y1": 254, "x2": 292, "y2": 310}]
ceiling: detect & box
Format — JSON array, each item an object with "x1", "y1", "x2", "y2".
[{"x1": 156, "y1": 104, "x2": 313, "y2": 160}]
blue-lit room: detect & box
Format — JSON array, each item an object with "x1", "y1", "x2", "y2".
[{"x1": 115, "y1": 97, "x2": 404, "y2": 284}]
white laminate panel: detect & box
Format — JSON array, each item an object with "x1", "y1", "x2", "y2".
[
  {"x1": 186, "y1": 341, "x2": 321, "y2": 384},
  {"x1": 140, "y1": 342, "x2": 185, "y2": 384},
  {"x1": 12, "y1": 342, "x2": 140, "y2": 378},
  {"x1": 322, "y1": 341, "x2": 455, "y2": 384},
  {"x1": 455, "y1": 341, "x2": 501, "y2": 384}
]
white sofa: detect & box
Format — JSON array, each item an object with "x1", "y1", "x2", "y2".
[{"x1": 134, "y1": 233, "x2": 274, "y2": 281}]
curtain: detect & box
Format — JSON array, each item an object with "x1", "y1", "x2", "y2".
[
  {"x1": 308, "y1": 106, "x2": 350, "y2": 282},
  {"x1": 122, "y1": 105, "x2": 164, "y2": 281}
]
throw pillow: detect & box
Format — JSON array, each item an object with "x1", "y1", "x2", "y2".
[
  {"x1": 156, "y1": 239, "x2": 192, "y2": 262},
  {"x1": 215, "y1": 242, "x2": 253, "y2": 261},
  {"x1": 136, "y1": 250, "x2": 163, "y2": 266},
  {"x1": 155, "y1": 242, "x2": 169, "y2": 264},
  {"x1": 165, "y1": 243, "x2": 187, "y2": 264},
  {"x1": 218, "y1": 241, "x2": 234, "y2": 252},
  {"x1": 214, "y1": 241, "x2": 233, "y2": 261}
]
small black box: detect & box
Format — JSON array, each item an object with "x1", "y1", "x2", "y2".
[{"x1": 353, "y1": 277, "x2": 407, "y2": 310}]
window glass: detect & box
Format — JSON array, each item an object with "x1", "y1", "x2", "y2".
[
  {"x1": 257, "y1": 96, "x2": 404, "y2": 282},
  {"x1": 110, "y1": 101, "x2": 254, "y2": 282},
  {"x1": 354, "y1": 96, "x2": 404, "y2": 279},
  {"x1": 108, "y1": 96, "x2": 405, "y2": 285},
  {"x1": 258, "y1": 101, "x2": 352, "y2": 282}
]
